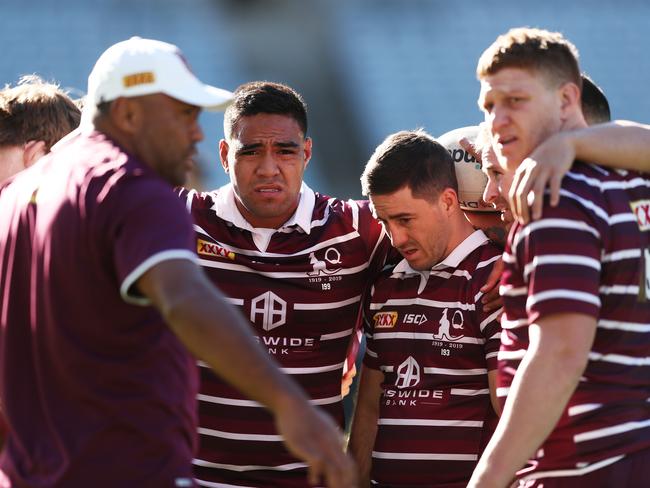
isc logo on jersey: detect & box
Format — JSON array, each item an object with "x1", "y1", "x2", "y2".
[
  {"x1": 631, "y1": 199, "x2": 650, "y2": 231},
  {"x1": 197, "y1": 239, "x2": 236, "y2": 260},
  {"x1": 374, "y1": 311, "x2": 398, "y2": 329}
]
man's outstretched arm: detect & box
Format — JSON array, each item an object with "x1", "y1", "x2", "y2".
[{"x1": 138, "y1": 258, "x2": 357, "y2": 488}]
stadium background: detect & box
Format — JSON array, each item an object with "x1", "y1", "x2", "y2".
[{"x1": 4, "y1": 0, "x2": 649, "y2": 198}]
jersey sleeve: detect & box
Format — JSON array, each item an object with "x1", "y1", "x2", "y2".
[
  {"x1": 100, "y1": 175, "x2": 198, "y2": 305},
  {"x1": 506, "y1": 198, "x2": 602, "y2": 325}
]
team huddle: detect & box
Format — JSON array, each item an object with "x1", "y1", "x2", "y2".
[{"x1": 0, "y1": 26, "x2": 648, "y2": 488}]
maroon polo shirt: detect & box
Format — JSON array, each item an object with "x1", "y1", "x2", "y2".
[{"x1": 0, "y1": 131, "x2": 199, "y2": 487}]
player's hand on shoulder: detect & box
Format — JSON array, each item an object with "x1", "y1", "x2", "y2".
[{"x1": 510, "y1": 131, "x2": 576, "y2": 224}]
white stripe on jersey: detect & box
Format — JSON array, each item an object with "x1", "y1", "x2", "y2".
[
  {"x1": 485, "y1": 351, "x2": 498, "y2": 360},
  {"x1": 498, "y1": 350, "x2": 526, "y2": 361},
  {"x1": 610, "y1": 213, "x2": 637, "y2": 225},
  {"x1": 602, "y1": 248, "x2": 642, "y2": 262},
  {"x1": 281, "y1": 361, "x2": 345, "y2": 374},
  {"x1": 523, "y1": 254, "x2": 600, "y2": 279},
  {"x1": 372, "y1": 332, "x2": 485, "y2": 345},
  {"x1": 429, "y1": 269, "x2": 472, "y2": 280},
  {"x1": 372, "y1": 451, "x2": 478, "y2": 461},
  {"x1": 518, "y1": 454, "x2": 625, "y2": 482},
  {"x1": 599, "y1": 285, "x2": 640, "y2": 295},
  {"x1": 295, "y1": 295, "x2": 361, "y2": 310},
  {"x1": 197, "y1": 393, "x2": 341, "y2": 407},
  {"x1": 226, "y1": 297, "x2": 244, "y2": 305},
  {"x1": 365, "y1": 347, "x2": 378, "y2": 358},
  {"x1": 598, "y1": 319, "x2": 650, "y2": 332},
  {"x1": 199, "y1": 258, "x2": 369, "y2": 279},
  {"x1": 567, "y1": 170, "x2": 650, "y2": 191},
  {"x1": 526, "y1": 289, "x2": 600, "y2": 310},
  {"x1": 568, "y1": 404, "x2": 602, "y2": 416},
  {"x1": 320, "y1": 328, "x2": 354, "y2": 340},
  {"x1": 480, "y1": 308, "x2": 502, "y2": 332},
  {"x1": 378, "y1": 418, "x2": 484, "y2": 427},
  {"x1": 501, "y1": 317, "x2": 528, "y2": 329},
  {"x1": 193, "y1": 458, "x2": 307, "y2": 472},
  {"x1": 512, "y1": 218, "x2": 600, "y2": 252},
  {"x1": 198, "y1": 427, "x2": 283, "y2": 442},
  {"x1": 423, "y1": 367, "x2": 487, "y2": 375},
  {"x1": 588, "y1": 351, "x2": 650, "y2": 366},
  {"x1": 195, "y1": 223, "x2": 361, "y2": 258},
  {"x1": 496, "y1": 386, "x2": 510, "y2": 397},
  {"x1": 196, "y1": 479, "x2": 257, "y2": 488},
  {"x1": 476, "y1": 254, "x2": 501, "y2": 270},
  {"x1": 369, "y1": 297, "x2": 475, "y2": 311},
  {"x1": 348, "y1": 198, "x2": 360, "y2": 230},
  {"x1": 502, "y1": 251, "x2": 516, "y2": 264},
  {"x1": 500, "y1": 285, "x2": 527, "y2": 297},
  {"x1": 574, "y1": 419, "x2": 650, "y2": 443},
  {"x1": 450, "y1": 388, "x2": 490, "y2": 396}
]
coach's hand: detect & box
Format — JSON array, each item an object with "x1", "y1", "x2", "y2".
[{"x1": 275, "y1": 396, "x2": 357, "y2": 488}]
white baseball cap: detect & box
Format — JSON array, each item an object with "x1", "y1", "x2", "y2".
[{"x1": 86, "y1": 37, "x2": 233, "y2": 111}]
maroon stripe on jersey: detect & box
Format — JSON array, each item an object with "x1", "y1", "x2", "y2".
[
  {"x1": 500, "y1": 163, "x2": 650, "y2": 479},
  {"x1": 180, "y1": 188, "x2": 390, "y2": 485}
]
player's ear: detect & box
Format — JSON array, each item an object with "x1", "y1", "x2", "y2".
[
  {"x1": 559, "y1": 81, "x2": 581, "y2": 116},
  {"x1": 302, "y1": 137, "x2": 312, "y2": 170},
  {"x1": 219, "y1": 139, "x2": 230, "y2": 173},
  {"x1": 110, "y1": 97, "x2": 143, "y2": 134},
  {"x1": 22, "y1": 140, "x2": 47, "y2": 168},
  {"x1": 439, "y1": 187, "x2": 459, "y2": 213}
]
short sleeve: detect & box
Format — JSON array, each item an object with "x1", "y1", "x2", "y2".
[
  {"x1": 101, "y1": 176, "x2": 198, "y2": 305},
  {"x1": 510, "y1": 199, "x2": 602, "y2": 324}
]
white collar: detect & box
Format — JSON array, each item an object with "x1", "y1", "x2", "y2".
[
  {"x1": 393, "y1": 229, "x2": 489, "y2": 275},
  {"x1": 211, "y1": 181, "x2": 316, "y2": 235}
]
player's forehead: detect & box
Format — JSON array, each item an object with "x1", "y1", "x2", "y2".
[
  {"x1": 230, "y1": 113, "x2": 304, "y2": 143},
  {"x1": 479, "y1": 68, "x2": 541, "y2": 100}
]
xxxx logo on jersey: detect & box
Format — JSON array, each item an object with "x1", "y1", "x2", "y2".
[
  {"x1": 374, "y1": 311, "x2": 398, "y2": 329},
  {"x1": 197, "y1": 239, "x2": 236, "y2": 260}
]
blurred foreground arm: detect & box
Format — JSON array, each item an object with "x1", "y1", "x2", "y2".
[
  {"x1": 510, "y1": 120, "x2": 650, "y2": 223},
  {"x1": 138, "y1": 259, "x2": 357, "y2": 488}
]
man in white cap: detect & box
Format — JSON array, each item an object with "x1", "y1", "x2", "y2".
[{"x1": 0, "y1": 37, "x2": 356, "y2": 488}]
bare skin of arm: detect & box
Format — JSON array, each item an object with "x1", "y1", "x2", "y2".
[
  {"x1": 348, "y1": 365, "x2": 384, "y2": 487},
  {"x1": 138, "y1": 258, "x2": 357, "y2": 488},
  {"x1": 487, "y1": 369, "x2": 501, "y2": 416},
  {"x1": 510, "y1": 121, "x2": 650, "y2": 223},
  {"x1": 468, "y1": 312, "x2": 596, "y2": 488}
]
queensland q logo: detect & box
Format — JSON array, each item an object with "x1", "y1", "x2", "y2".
[
  {"x1": 307, "y1": 247, "x2": 342, "y2": 277},
  {"x1": 395, "y1": 356, "x2": 420, "y2": 389}
]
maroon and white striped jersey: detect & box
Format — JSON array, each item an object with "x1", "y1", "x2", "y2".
[
  {"x1": 499, "y1": 163, "x2": 650, "y2": 483},
  {"x1": 364, "y1": 230, "x2": 502, "y2": 487},
  {"x1": 179, "y1": 183, "x2": 390, "y2": 487}
]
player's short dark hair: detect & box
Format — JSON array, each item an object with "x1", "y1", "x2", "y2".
[
  {"x1": 0, "y1": 75, "x2": 81, "y2": 150},
  {"x1": 223, "y1": 81, "x2": 308, "y2": 139},
  {"x1": 581, "y1": 74, "x2": 611, "y2": 125},
  {"x1": 477, "y1": 27, "x2": 581, "y2": 89},
  {"x1": 361, "y1": 130, "x2": 457, "y2": 202}
]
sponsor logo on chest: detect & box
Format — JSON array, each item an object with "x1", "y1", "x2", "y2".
[
  {"x1": 374, "y1": 311, "x2": 398, "y2": 328},
  {"x1": 197, "y1": 238, "x2": 236, "y2": 260}
]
